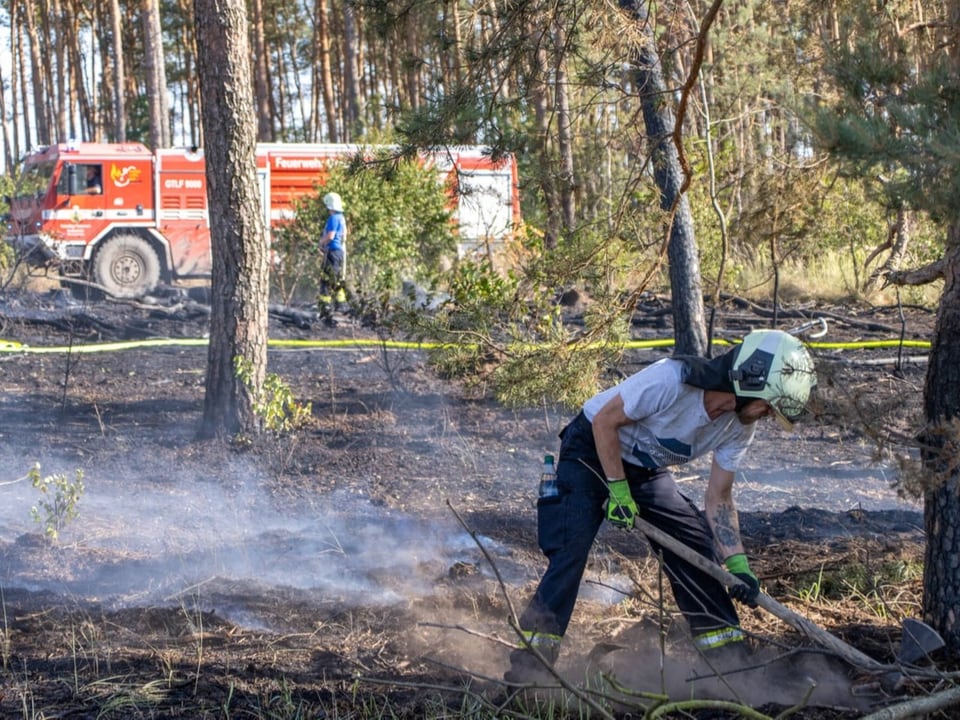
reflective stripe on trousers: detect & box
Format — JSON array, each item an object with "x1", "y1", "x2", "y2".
[{"x1": 693, "y1": 626, "x2": 746, "y2": 651}]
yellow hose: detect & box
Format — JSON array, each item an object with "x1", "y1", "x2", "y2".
[{"x1": 0, "y1": 335, "x2": 933, "y2": 355}]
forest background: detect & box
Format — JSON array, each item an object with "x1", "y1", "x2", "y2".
[
  {"x1": 0, "y1": 0, "x2": 949, "y2": 304},
  {"x1": 1, "y1": 0, "x2": 959, "y2": 664}
]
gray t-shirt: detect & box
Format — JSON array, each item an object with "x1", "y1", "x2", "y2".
[{"x1": 582, "y1": 358, "x2": 755, "y2": 472}]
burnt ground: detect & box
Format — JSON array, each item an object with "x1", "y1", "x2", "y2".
[{"x1": 0, "y1": 286, "x2": 950, "y2": 719}]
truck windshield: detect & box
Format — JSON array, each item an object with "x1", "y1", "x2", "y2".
[{"x1": 13, "y1": 160, "x2": 55, "y2": 199}]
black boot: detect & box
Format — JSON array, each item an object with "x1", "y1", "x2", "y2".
[
  {"x1": 698, "y1": 639, "x2": 754, "y2": 677},
  {"x1": 503, "y1": 644, "x2": 560, "y2": 685}
]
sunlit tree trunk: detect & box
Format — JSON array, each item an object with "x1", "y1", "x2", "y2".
[
  {"x1": 13, "y1": 0, "x2": 33, "y2": 153},
  {"x1": 342, "y1": 0, "x2": 363, "y2": 139},
  {"x1": 314, "y1": 0, "x2": 338, "y2": 141},
  {"x1": 5, "y1": 0, "x2": 22, "y2": 163},
  {"x1": 274, "y1": 30, "x2": 288, "y2": 133},
  {"x1": 174, "y1": 0, "x2": 201, "y2": 147},
  {"x1": 445, "y1": 0, "x2": 463, "y2": 89},
  {"x1": 42, "y1": 0, "x2": 67, "y2": 141},
  {"x1": 0, "y1": 60, "x2": 11, "y2": 170},
  {"x1": 64, "y1": 0, "x2": 93, "y2": 141},
  {"x1": 109, "y1": 0, "x2": 126, "y2": 141},
  {"x1": 195, "y1": 0, "x2": 270, "y2": 439},
  {"x1": 404, "y1": 14, "x2": 421, "y2": 112},
  {"x1": 143, "y1": 0, "x2": 171, "y2": 148},
  {"x1": 250, "y1": 0, "x2": 274, "y2": 140}
]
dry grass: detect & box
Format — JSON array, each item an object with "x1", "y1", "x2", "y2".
[{"x1": 732, "y1": 251, "x2": 942, "y2": 308}]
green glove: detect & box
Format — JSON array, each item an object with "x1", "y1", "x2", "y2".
[
  {"x1": 725, "y1": 553, "x2": 760, "y2": 607},
  {"x1": 605, "y1": 479, "x2": 638, "y2": 530}
]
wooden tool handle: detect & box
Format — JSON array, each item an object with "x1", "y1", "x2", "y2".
[{"x1": 631, "y1": 515, "x2": 886, "y2": 671}]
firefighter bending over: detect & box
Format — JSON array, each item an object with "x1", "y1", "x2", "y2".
[{"x1": 504, "y1": 329, "x2": 817, "y2": 683}]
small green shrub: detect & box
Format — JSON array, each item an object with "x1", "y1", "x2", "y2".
[
  {"x1": 392, "y1": 255, "x2": 627, "y2": 409},
  {"x1": 234, "y1": 357, "x2": 313, "y2": 433},
  {"x1": 270, "y1": 148, "x2": 457, "y2": 305},
  {"x1": 29, "y1": 464, "x2": 85, "y2": 542}
]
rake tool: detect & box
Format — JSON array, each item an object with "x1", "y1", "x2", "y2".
[{"x1": 630, "y1": 515, "x2": 944, "y2": 675}]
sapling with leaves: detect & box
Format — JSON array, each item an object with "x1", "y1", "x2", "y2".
[
  {"x1": 234, "y1": 356, "x2": 313, "y2": 433},
  {"x1": 29, "y1": 463, "x2": 85, "y2": 542}
]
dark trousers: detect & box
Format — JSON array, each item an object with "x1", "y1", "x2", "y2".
[
  {"x1": 319, "y1": 247, "x2": 344, "y2": 295},
  {"x1": 517, "y1": 412, "x2": 741, "y2": 646}
]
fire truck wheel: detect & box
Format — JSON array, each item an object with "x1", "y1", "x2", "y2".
[{"x1": 93, "y1": 234, "x2": 161, "y2": 299}]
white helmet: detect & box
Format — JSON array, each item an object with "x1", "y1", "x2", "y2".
[
  {"x1": 730, "y1": 329, "x2": 817, "y2": 430},
  {"x1": 323, "y1": 192, "x2": 344, "y2": 212}
]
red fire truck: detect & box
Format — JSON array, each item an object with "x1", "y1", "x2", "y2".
[{"x1": 5, "y1": 141, "x2": 520, "y2": 298}]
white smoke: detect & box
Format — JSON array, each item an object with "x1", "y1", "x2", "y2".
[{"x1": 0, "y1": 471, "x2": 523, "y2": 630}]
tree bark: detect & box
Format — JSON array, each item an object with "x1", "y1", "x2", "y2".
[
  {"x1": 107, "y1": 0, "x2": 126, "y2": 141},
  {"x1": 174, "y1": 0, "x2": 201, "y2": 147},
  {"x1": 553, "y1": 17, "x2": 576, "y2": 232},
  {"x1": 23, "y1": 0, "x2": 49, "y2": 148},
  {"x1": 885, "y1": 258, "x2": 944, "y2": 288},
  {"x1": 64, "y1": 0, "x2": 92, "y2": 141},
  {"x1": 12, "y1": 0, "x2": 31, "y2": 153},
  {"x1": 143, "y1": 0, "x2": 171, "y2": 148},
  {"x1": 528, "y1": 15, "x2": 559, "y2": 250},
  {"x1": 866, "y1": 208, "x2": 912, "y2": 290},
  {"x1": 38, "y1": 0, "x2": 64, "y2": 142},
  {"x1": 342, "y1": 0, "x2": 363, "y2": 140},
  {"x1": 0, "y1": 32, "x2": 12, "y2": 168},
  {"x1": 621, "y1": 0, "x2": 707, "y2": 356},
  {"x1": 314, "y1": 0, "x2": 338, "y2": 141},
  {"x1": 921, "y1": 219, "x2": 960, "y2": 656},
  {"x1": 404, "y1": 14, "x2": 421, "y2": 112},
  {"x1": 250, "y1": 0, "x2": 274, "y2": 141},
  {"x1": 194, "y1": 0, "x2": 270, "y2": 439}
]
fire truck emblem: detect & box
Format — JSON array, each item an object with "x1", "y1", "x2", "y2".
[{"x1": 110, "y1": 164, "x2": 142, "y2": 187}]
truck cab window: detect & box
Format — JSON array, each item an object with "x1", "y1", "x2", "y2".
[
  {"x1": 56, "y1": 163, "x2": 104, "y2": 196},
  {"x1": 85, "y1": 165, "x2": 103, "y2": 194}
]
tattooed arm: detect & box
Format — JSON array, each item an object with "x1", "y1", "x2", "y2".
[{"x1": 704, "y1": 455, "x2": 745, "y2": 561}]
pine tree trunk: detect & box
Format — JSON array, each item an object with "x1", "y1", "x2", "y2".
[
  {"x1": 621, "y1": 0, "x2": 707, "y2": 356},
  {"x1": 143, "y1": 0, "x2": 171, "y2": 148},
  {"x1": 64, "y1": 3, "x2": 93, "y2": 140},
  {"x1": 194, "y1": 0, "x2": 270, "y2": 440},
  {"x1": 554, "y1": 19, "x2": 575, "y2": 232},
  {"x1": 528, "y1": 16, "x2": 559, "y2": 250},
  {"x1": 23, "y1": 0, "x2": 49, "y2": 148},
  {"x1": 314, "y1": 0, "x2": 338, "y2": 141},
  {"x1": 250, "y1": 0, "x2": 274, "y2": 141},
  {"x1": 921, "y1": 219, "x2": 960, "y2": 656},
  {"x1": 108, "y1": 0, "x2": 126, "y2": 141},
  {"x1": 12, "y1": 0, "x2": 31, "y2": 152},
  {"x1": 342, "y1": 1, "x2": 363, "y2": 139},
  {"x1": 0, "y1": 58, "x2": 11, "y2": 169},
  {"x1": 43, "y1": 0, "x2": 67, "y2": 141}
]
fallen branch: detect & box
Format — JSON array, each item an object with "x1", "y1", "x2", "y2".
[
  {"x1": 718, "y1": 294, "x2": 902, "y2": 334},
  {"x1": 883, "y1": 259, "x2": 944, "y2": 288},
  {"x1": 859, "y1": 684, "x2": 960, "y2": 720}
]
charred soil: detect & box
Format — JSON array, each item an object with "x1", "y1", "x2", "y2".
[{"x1": 0, "y1": 287, "x2": 948, "y2": 719}]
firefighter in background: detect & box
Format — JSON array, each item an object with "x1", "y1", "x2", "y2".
[
  {"x1": 318, "y1": 192, "x2": 346, "y2": 307},
  {"x1": 504, "y1": 330, "x2": 817, "y2": 683}
]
